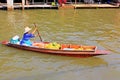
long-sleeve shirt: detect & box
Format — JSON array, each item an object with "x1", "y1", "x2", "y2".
[{"x1": 20, "y1": 32, "x2": 35, "y2": 46}]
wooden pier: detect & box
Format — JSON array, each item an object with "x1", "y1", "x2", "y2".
[
  {"x1": 74, "y1": 4, "x2": 120, "y2": 9},
  {"x1": 0, "y1": 3, "x2": 58, "y2": 10},
  {"x1": 0, "y1": 2, "x2": 120, "y2": 10}
]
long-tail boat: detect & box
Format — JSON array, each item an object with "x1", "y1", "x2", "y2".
[{"x1": 1, "y1": 40, "x2": 109, "y2": 57}]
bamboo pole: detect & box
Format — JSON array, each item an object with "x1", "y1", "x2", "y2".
[{"x1": 7, "y1": 0, "x2": 14, "y2": 10}]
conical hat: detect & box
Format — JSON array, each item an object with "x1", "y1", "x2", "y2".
[{"x1": 24, "y1": 27, "x2": 31, "y2": 33}]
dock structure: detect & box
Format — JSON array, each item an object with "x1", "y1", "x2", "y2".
[
  {"x1": 0, "y1": 0, "x2": 120, "y2": 10},
  {"x1": 0, "y1": 0, "x2": 58, "y2": 10},
  {"x1": 73, "y1": 4, "x2": 120, "y2": 9}
]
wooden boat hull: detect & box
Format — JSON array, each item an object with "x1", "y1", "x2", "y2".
[{"x1": 1, "y1": 41, "x2": 109, "y2": 57}]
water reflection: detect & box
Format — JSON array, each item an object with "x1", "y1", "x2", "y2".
[
  {"x1": 6, "y1": 11, "x2": 30, "y2": 36},
  {"x1": 0, "y1": 49, "x2": 108, "y2": 80}
]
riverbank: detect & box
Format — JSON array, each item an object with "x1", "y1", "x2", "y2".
[{"x1": 0, "y1": 3, "x2": 120, "y2": 10}]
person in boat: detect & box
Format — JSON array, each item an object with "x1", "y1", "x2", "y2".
[{"x1": 20, "y1": 27, "x2": 37, "y2": 46}]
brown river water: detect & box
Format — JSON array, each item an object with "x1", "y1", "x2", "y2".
[{"x1": 0, "y1": 9, "x2": 120, "y2": 80}]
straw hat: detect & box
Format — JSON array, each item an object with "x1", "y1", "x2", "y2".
[{"x1": 24, "y1": 27, "x2": 31, "y2": 33}]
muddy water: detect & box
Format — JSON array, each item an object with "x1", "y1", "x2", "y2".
[{"x1": 0, "y1": 9, "x2": 120, "y2": 80}]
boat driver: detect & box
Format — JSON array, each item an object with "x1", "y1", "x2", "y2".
[{"x1": 20, "y1": 27, "x2": 37, "y2": 46}]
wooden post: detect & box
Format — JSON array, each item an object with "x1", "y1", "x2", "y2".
[
  {"x1": 26, "y1": 0, "x2": 30, "y2": 5},
  {"x1": 22, "y1": 0, "x2": 25, "y2": 10},
  {"x1": 32, "y1": 0, "x2": 34, "y2": 4},
  {"x1": 75, "y1": 0, "x2": 77, "y2": 9},
  {"x1": 7, "y1": 0, "x2": 14, "y2": 10}
]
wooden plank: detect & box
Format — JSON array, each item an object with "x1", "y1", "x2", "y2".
[{"x1": 74, "y1": 4, "x2": 119, "y2": 9}]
